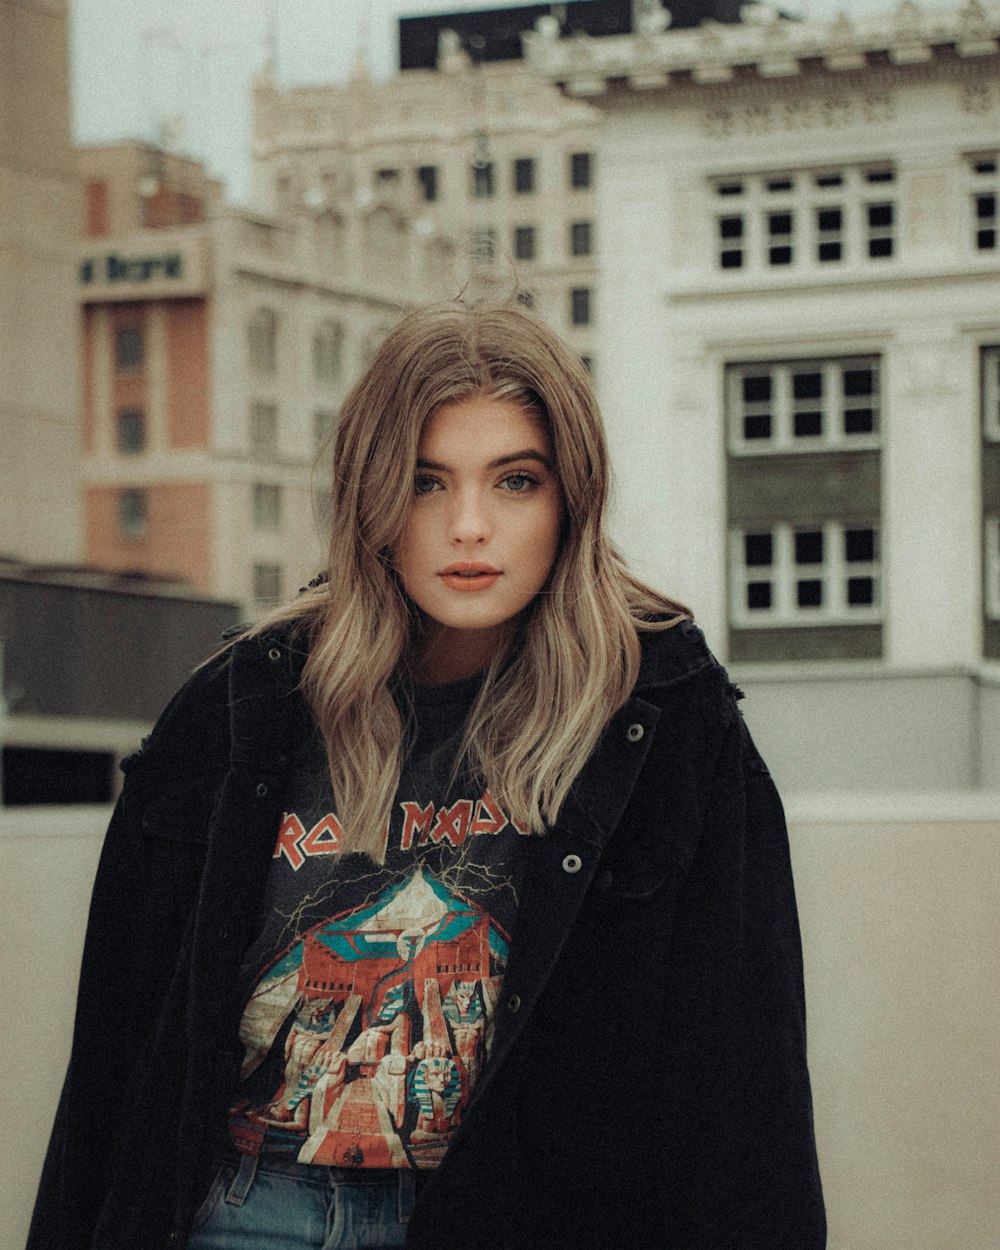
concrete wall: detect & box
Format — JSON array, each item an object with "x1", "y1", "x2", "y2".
[{"x1": 3, "y1": 799, "x2": 998, "y2": 1249}]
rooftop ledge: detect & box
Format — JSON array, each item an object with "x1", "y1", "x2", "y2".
[
  {"x1": 522, "y1": 2, "x2": 1000, "y2": 93},
  {"x1": 784, "y1": 790, "x2": 1000, "y2": 823}
]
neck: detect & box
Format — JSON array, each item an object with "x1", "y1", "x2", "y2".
[{"x1": 410, "y1": 623, "x2": 508, "y2": 684}]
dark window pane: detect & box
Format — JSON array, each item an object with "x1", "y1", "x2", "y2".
[
  {"x1": 570, "y1": 152, "x2": 591, "y2": 189},
  {"x1": 793, "y1": 371, "x2": 823, "y2": 399},
  {"x1": 815, "y1": 173, "x2": 843, "y2": 187},
  {"x1": 869, "y1": 237, "x2": 894, "y2": 258},
  {"x1": 742, "y1": 375, "x2": 771, "y2": 402},
  {"x1": 797, "y1": 579, "x2": 823, "y2": 607},
  {"x1": 844, "y1": 407, "x2": 875, "y2": 434},
  {"x1": 745, "y1": 533, "x2": 773, "y2": 566},
  {"x1": 818, "y1": 242, "x2": 842, "y2": 262},
  {"x1": 115, "y1": 325, "x2": 144, "y2": 371},
  {"x1": 717, "y1": 182, "x2": 743, "y2": 196},
  {"x1": 743, "y1": 413, "x2": 771, "y2": 439},
  {"x1": 845, "y1": 528, "x2": 876, "y2": 561},
  {"x1": 721, "y1": 250, "x2": 743, "y2": 269},
  {"x1": 976, "y1": 194, "x2": 996, "y2": 219},
  {"x1": 570, "y1": 287, "x2": 591, "y2": 325},
  {"x1": 794, "y1": 410, "x2": 822, "y2": 437},
  {"x1": 514, "y1": 226, "x2": 535, "y2": 260},
  {"x1": 719, "y1": 216, "x2": 743, "y2": 239},
  {"x1": 117, "y1": 408, "x2": 145, "y2": 453},
  {"x1": 817, "y1": 208, "x2": 842, "y2": 230},
  {"x1": 847, "y1": 576, "x2": 875, "y2": 605},
  {"x1": 973, "y1": 159, "x2": 997, "y2": 174},
  {"x1": 868, "y1": 203, "x2": 893, "y2": 227},
  {"x1": 978, "y1": 229, "x2": 997, "y2": 250},
  {"x1": 417, "y1": 165, "x2": 438, "y2": 201},
  {"x1": 3, "y1": 746, "x2": 115, "y2": 805},
  {"x1": 865, "y1": 169, "x2": 895, "y2": 183},
  {"x1": 514, "y1": 157, "x2": 535, "y2": 193},
  {"x1": 570, "y1": 221, "x2": 592, "y2": 256},
  {"x1": 769, "y1": 212, "x2": 792, "y2": 234},
  {"x1": 769, "y1": 246, "x2": 792, "y2": 265},
  {"x1": 766, "y1": 178, "x2": 793, "y2": 192},
  {"x1": 747, "y1": 582, "x2": 772, "y2": 610},
  {"x1": 795, "y1": 530, "x2": 824, "y2": 564},
  {"x1": 517, "y1": 290, "x2": 534, "y2": 309},
  {"x1": 843, "y1": 368, "x2": 874, "y2": 395}
]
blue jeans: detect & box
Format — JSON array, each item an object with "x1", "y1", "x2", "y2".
[{"x1": 186, "y1": 1155, "x2": 414, "y2": 1250}]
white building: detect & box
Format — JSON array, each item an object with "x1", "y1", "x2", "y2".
[
  {"x1": 526, "y1": 0, "x2": 1000, "y2": 794},
  {"x1": 251, "y1": 54, "x2": 601, "y2": 372}
]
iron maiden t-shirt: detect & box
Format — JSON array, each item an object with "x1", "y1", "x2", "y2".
[{"x1": 227, "y1": 671, "x2": 529, "y2": 1171}]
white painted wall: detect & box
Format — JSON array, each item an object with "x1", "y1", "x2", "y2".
[{"x1": 5, "y1": 803, "x2": 998, "y2": 1250}]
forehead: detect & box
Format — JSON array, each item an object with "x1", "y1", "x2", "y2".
[{"x1": 419, "y1": 394, "x2": 551, "y2": 455}]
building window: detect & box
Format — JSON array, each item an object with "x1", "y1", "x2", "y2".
[
  {"x1": 115, "y1": 324, "x2": 144, "y2": 372},
  {"x1": 570, "y1": 221, "x2": 592, "y2": 257},
  {"x1": 312, "y1": 319, "x2": 343, "y2": 386},
  {"x1": 731, "y1": 522, "x2": 880, "y2": 626},
  {"x1": 247, "y1": 307, "x2": 278, "y2": 374},
  {"x1": 116, "y1": 409, "x2": 146, "y2": 454},
  {"x1": 250, "y1": 401, "x2": 278, "y2": 457},
  {"x1": 252, "y1": 483, "x2": 282, "y2": 531},
  {"x1": 417, "y1": 165, "x2": 438, "y2": 202},
  {"x1": 971, "y1": 155, "x2": 998, "y2": 251},
  {"x1": 252, "y1": 562, "x2": 284, "y2": 605},
  {"x1": 513, "y1": 157, "x2": 535, "y2": 194},
  {"x1": 513, "y1": 226, "x2": 536, "y2": 261},
  {"x1": 85, "y1": 179, "x2": 110, "y2": 238},
  {"x1": 118, "y1": 488, "x2": 147, "y2": 539},
  {"x1": 469, "y1": 227, "x2": 497, "y2": 262},
  {"x1": 984, "y1": 345, "x2": 1000, "y2": 441},
  {"x1": 472, "y1": 161, "x2": 495, "y2": 199},
  {"x1": 712, "y1": 166, "x2": 896, "y2": 272},
  {"x1": 516, "y1": 290, "x2": 535, "y2": 309},
  {"x1": 314, "y1": 408, "x2": 336, "y2": 448},
  {"x1": 570, "y1": 287, "x2": 591, "y2": 326},
  {"x1": 728, "y1": 358, "x2": 880, "y2": 453},
  {"x1": 986, "y1": 516, "x2": 1000, "y2": 622},
  {"x1": 570, "y1": 152, "x2": 592, "y2": 190}
]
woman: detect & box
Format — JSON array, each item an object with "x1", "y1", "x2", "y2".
[{"x1": 30, "y1": 303, "x2": 825, "y2": 1249}]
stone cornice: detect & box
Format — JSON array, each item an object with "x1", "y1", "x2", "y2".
[{"x1": 522, "y1": 1, "x2": 1000, "y2": 95}]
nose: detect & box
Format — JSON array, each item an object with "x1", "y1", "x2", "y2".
[{"x1": 448, "y1": 485, "x2": 491, "y2": 545}]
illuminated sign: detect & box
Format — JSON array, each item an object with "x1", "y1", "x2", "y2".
[{"x1": 79, "y1": 253, "x2": 184, "y2": 284}]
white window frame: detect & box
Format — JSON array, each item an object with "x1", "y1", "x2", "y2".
[
  {"x1": 986, "y1": 516, "x2": 1000, "y2": 621},
  {"x1": 984, "y1": 346, "x2": 1000, "y2": 442},
  {"x1": 730, "y1": 521, "x2": 881, "y2": 628},
  {"x1": 711, "y1": 166, "x2": 896, "y2": 273},
  {"x1": 727, "y1": 357, "x2": 881, "y2": 455}
]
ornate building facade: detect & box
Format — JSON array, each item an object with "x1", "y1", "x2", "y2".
[{"x1": 526, "y1": 0, "x2": 1000, "y2": 794}]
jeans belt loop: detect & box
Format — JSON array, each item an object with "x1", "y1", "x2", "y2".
[{"x1": 224, "y1": 1154, "x2": 259, "y2": 1206}]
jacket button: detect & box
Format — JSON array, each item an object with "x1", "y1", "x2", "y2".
[
  {"x1": 562, "y1": 853, "x2": 582, "y2": 874},
  {"x1": 507, "y1": 994, "x2": 521, "y2": 1014},
  {"x1": 626, "y1": 723, "x2": 644, "y2": 743},
  {"x1": 255, "y1": 782, "x2": 269, "y2": 797},
  {"x1": 267, "y1": 647, "x2": 282, "y2": 662}
]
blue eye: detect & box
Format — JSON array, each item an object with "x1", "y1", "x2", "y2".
[
  {"x1": 502, "y1": 473, "x2": 535, "y2": 492},
  {"x1": 414, "y1": 475, "x2": 439, "y2": 495}
]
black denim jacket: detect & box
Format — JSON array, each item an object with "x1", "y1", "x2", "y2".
[{"x1": 29, "y1": 621, "x2": 825, "y2": 1250}]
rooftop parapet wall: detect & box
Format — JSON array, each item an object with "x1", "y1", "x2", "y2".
[{"x1": 523, "y1": 1, "x2": 1000, "y2": 93}]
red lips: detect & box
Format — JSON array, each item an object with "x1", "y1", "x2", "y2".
[{"x1": 438, "y1": 562, "x2": 501, "y2": 591}]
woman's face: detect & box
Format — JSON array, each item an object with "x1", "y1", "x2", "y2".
[{"x1": 393, "y1": 393, "x2": 562, "y2": 683}]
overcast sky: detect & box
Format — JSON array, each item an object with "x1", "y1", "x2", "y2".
[{"x1": 71, "y1": 0, "x2": 957, "y2": 205}]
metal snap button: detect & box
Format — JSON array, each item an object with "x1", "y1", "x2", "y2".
[
  {"x1": 562, "y1": 853, "x2": 582, "y2": 874},
  {"x1": 267, "y1": 647, "x2": 282, "y2": 662},
  {"x1": 255, "y1": 782, "x2": 269, "y2": 797},
  {"x1": 626, "y1": 723, "x2": 644, "y2": 742},
  {"x1": 507, "y1": 994, "x2": 521, "y2": 1014}
]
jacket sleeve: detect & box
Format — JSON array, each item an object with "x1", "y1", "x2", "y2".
[
  {"x1": 657, "y1": 709, "x2": 827, "y2": 1247},
  {"x1": 27, "y1": 657, "x2": 230, "y2": 1250},
  {"x1": 27, "y1": 783, "x2": 161, "y2": 1250}
]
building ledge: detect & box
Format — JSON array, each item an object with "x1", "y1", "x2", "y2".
[{"x1": 785, "y1": 790, "x2": 1000, "y2": 823}]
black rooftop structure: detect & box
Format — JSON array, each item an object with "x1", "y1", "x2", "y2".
[{"x1": 399, "y1": 1, "x2": 747, "y2": 70}]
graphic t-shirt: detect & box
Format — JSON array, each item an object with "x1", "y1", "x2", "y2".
[{"x1": 227, "y1": 672, "x2": 529, "y2": 1171}]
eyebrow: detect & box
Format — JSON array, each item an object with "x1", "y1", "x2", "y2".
[{"x1": 416, "y1": 449, "x2": 553, "y2": 472}]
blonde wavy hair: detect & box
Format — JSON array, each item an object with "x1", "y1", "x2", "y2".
[{"x1": 253, "y1": 302, "x2": 688, "y2": 860}]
